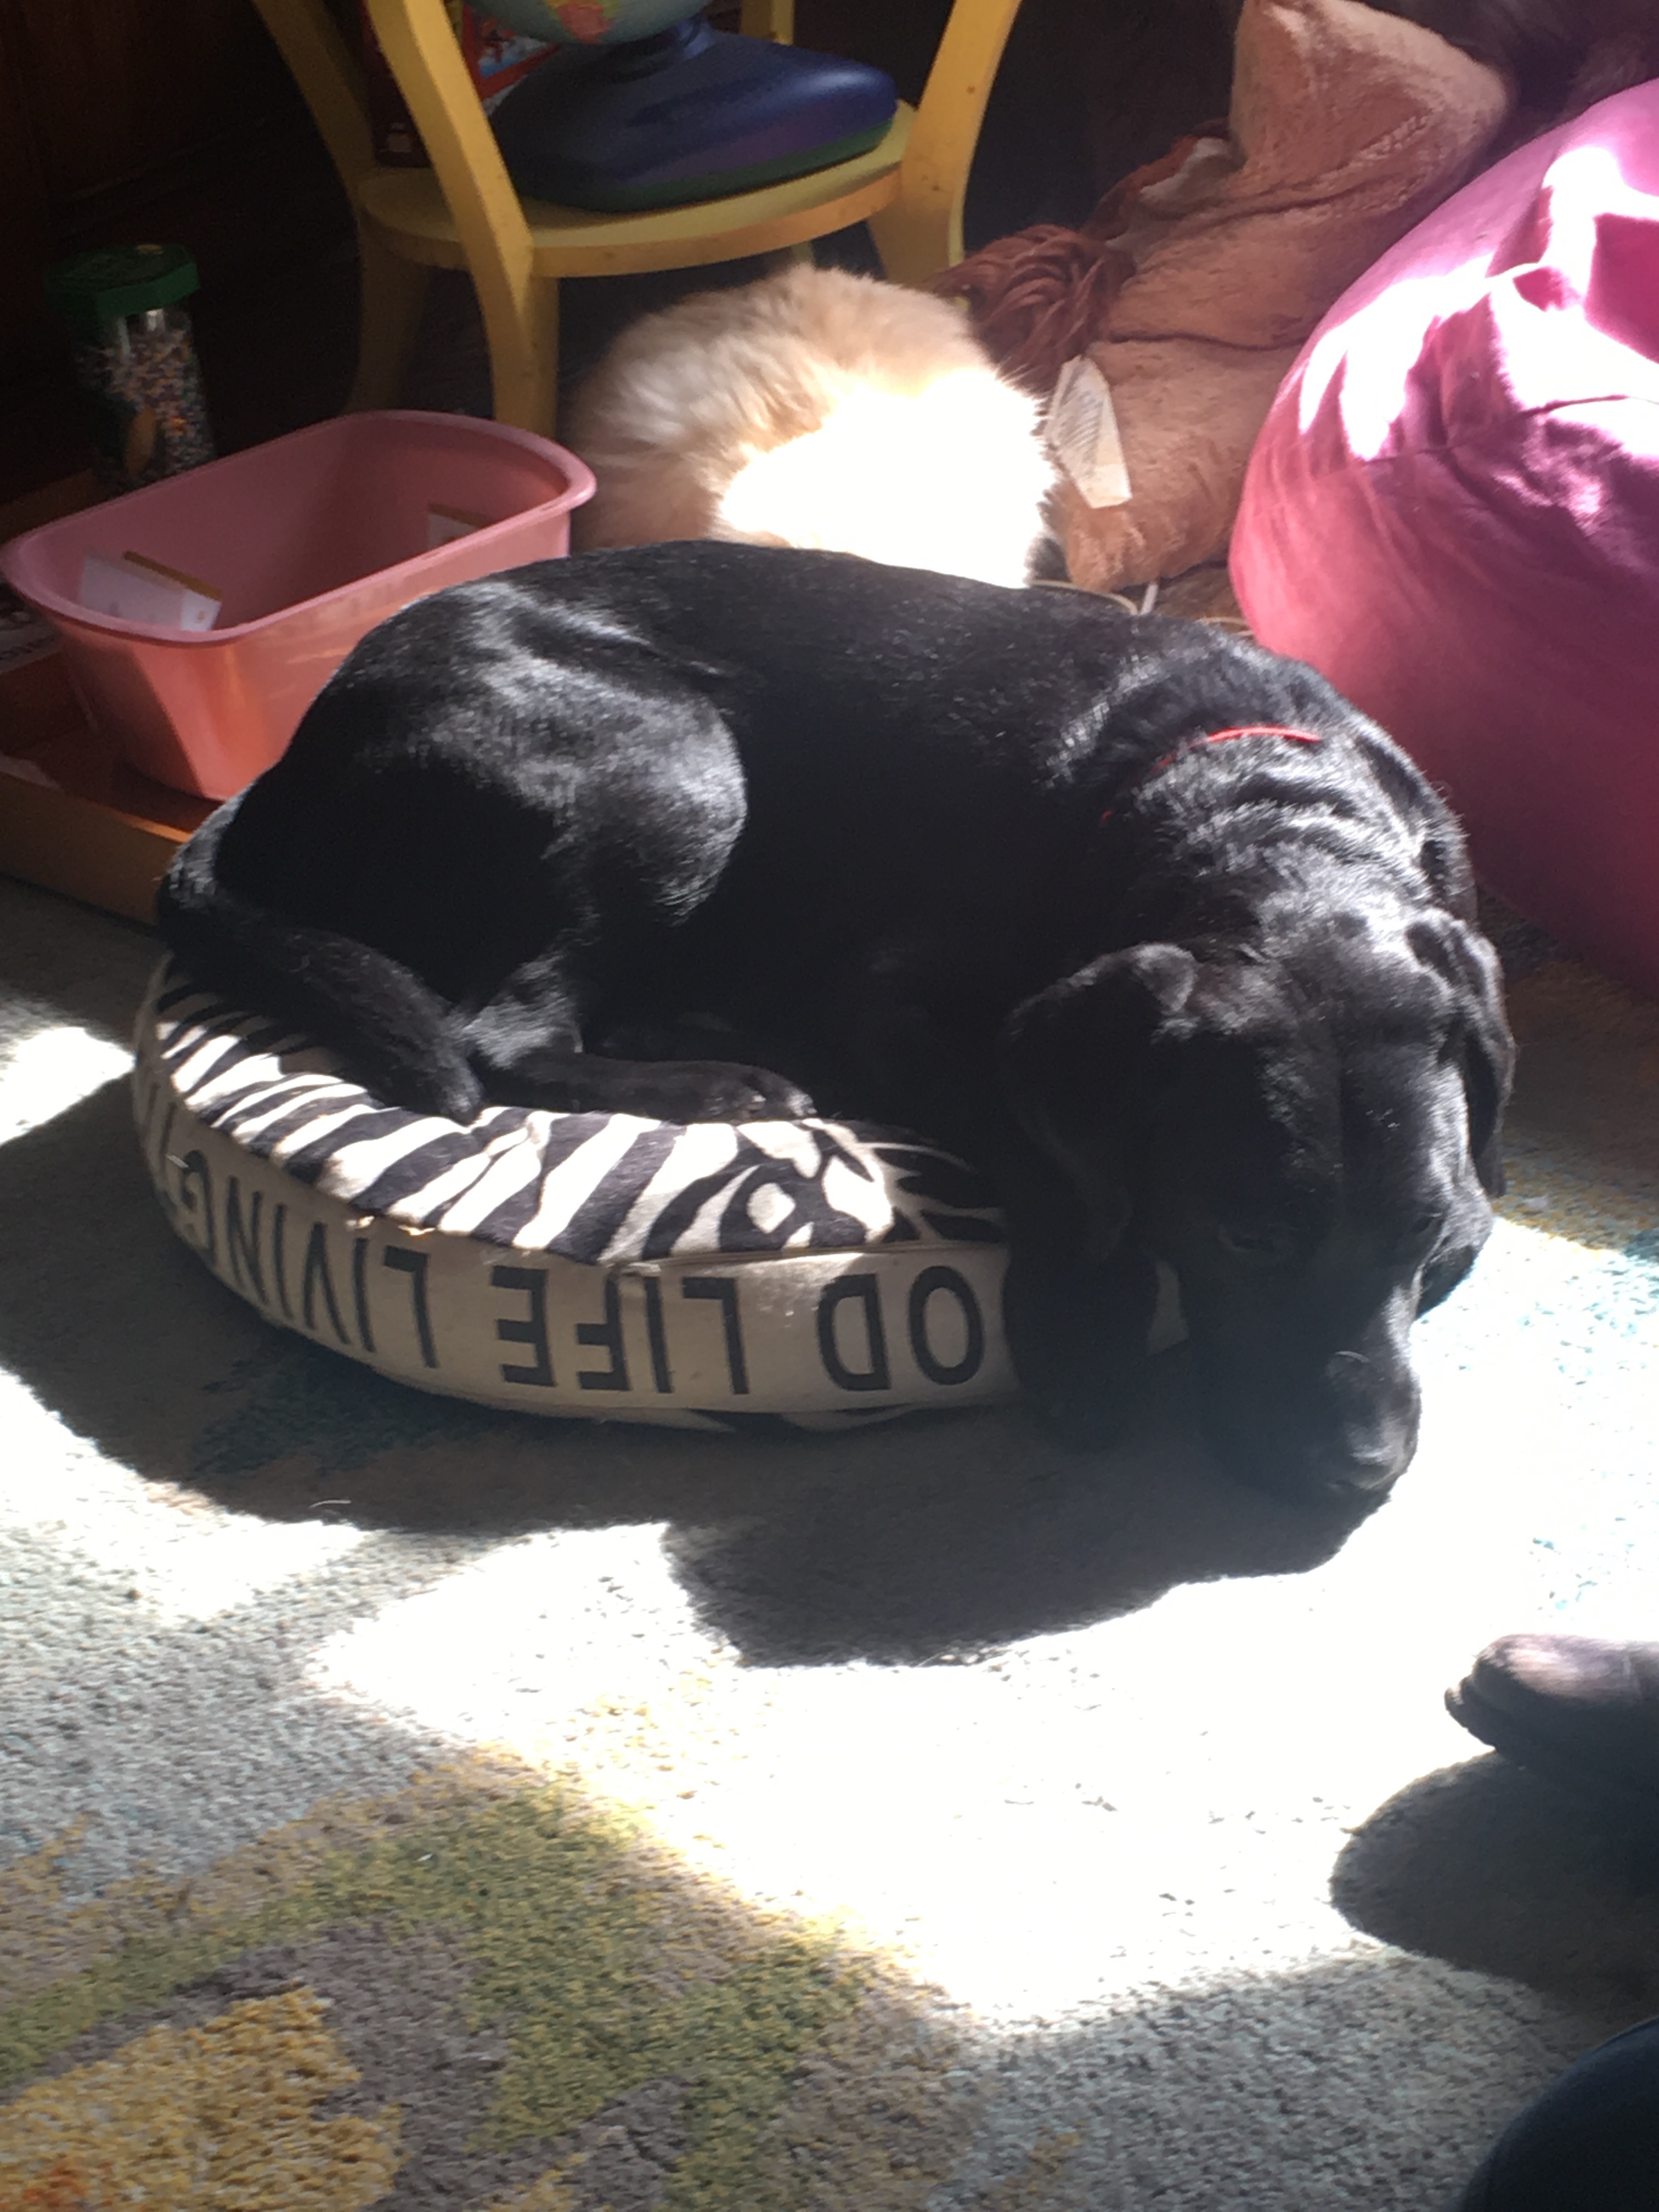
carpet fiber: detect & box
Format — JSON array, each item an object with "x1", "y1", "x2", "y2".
[{"x1": 2, "y1": 873, "x2": 1657, "y2": 2210}]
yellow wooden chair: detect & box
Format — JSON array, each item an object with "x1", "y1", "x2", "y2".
[{"x1": 251, "y1": 0, "x2": 1022, "y2": 436}]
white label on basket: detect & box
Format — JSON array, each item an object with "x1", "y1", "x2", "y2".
[
  {"x1": 1048, "y1": 354, "x2": 1132, "y2": 509},
  {"x1": 427, "y1": 504, "x2": 489, "y2": 549},
  {"x1": 0, "y1": 753, "x2": 58, "y2": 788},
  {"x1": 78, "y1": 551, "x2": 221, "y2": 631},
  {"x1": 0, "y1": 580, "x2": 59, "y2": 673}
]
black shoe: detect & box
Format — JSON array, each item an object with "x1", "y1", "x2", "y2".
[{"x1": 1447, "y1": 1633, "x2": 1659, "y2": 1807}]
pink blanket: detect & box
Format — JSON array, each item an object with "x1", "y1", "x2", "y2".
[{"x1": 949, "y1": 0, "x2": 1511, "y2": 591}]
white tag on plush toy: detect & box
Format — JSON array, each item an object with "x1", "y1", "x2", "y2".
[{"x1": 1048, "y1": 354, "x2": 1132, "y2": 509}]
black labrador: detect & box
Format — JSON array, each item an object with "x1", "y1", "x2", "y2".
[{"x1": 159, "y1": 543, "x2": 1513, "y2": 1505}]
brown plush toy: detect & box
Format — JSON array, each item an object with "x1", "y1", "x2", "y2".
[{"x1": 947, "y1": 0, "x2": 1513, "y2": 594}]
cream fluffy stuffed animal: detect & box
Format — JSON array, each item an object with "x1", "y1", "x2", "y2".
[{"x1": 566, "y1": 264, "x2": 1054, "y2": 589}]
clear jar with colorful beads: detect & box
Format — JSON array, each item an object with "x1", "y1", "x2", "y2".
[{"x1": 45, "y1": 244, "x2": 217, "y2": 494}]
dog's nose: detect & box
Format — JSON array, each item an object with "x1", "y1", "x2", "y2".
[
  {"x1": 1316, "y1": 1443, "x2": 1410, "y2": 1500},
  {"x1": 1318, "y1": 1348, "x2": 1417, "y2": 1498}
]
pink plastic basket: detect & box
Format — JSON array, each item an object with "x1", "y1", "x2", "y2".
[{"x1": 0, "y1": 411, "x2": 596, "y2": 801}]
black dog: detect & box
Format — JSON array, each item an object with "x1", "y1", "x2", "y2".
[{"x1": 159, "y1": 543, "x2": 1513, "y2": 1504}]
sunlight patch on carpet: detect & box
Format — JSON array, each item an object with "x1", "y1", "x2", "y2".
[
  {"x1": 0, "y1": 1024, "x2": 129, "y2": 1143},
  {"x1": 0, "y1": 1377, "x2": 365, "y2": 1625}
]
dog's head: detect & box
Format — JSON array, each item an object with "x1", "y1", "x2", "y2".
[{"x1": 1001, "y1": 911, "x2": 1514, "y2": 1505}]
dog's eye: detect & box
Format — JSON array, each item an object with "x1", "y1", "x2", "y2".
[{"x1": 1216, "y1": 1221, "x2": 1294, "y2": 1263}]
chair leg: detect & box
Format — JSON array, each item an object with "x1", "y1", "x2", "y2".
[
  {"x1": 481, "y1": 272, "x2": 561, "y2": 438},
  {"x1": 866, "y1": 199, "x2": 960, "y2": 291},
  {"x1": 871, "y1": 0, "x2": 1021, "y2": 290},
  {"x1": 740, "y1": 0, "x2": 793, "y2": 40},
  {"x1": 347, "y1": 228, "x2": 431, "y2": 412}
]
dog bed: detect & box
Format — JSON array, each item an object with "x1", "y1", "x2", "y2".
[
  {"x1": 133, "y1": 963, "x2": 1019, "y2": 1430},
  {"x1": 1230, "y1": 80, "x2": 1659, "y2": 999}
]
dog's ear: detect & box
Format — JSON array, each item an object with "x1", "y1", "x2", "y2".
[
  {"x1": 1000, "y1": 945, "x2": 1198, "y2": 1255},
  {"x1": 1407, "y1": 913, "x2": 1516, "y2": 1195}
]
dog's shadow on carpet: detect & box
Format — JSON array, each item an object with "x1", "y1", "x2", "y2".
[
  {"x1": 1334, "y1": 1755, "x2": 1659, "y2": 2012},
  {"x1": 0, "y1": 1080, "x2": 1359, "y2": 1664}
]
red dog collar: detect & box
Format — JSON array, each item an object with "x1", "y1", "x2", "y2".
[
  {"x1": 1101, "y1": 724, "x2": 1324, "y2": 825},
  {"x1": 1198, "y1": 725, "x2": 1325, "y2": 752}
]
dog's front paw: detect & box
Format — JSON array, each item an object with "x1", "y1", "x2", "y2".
[
  {"x1": 1028, "y1": 1377, "x2": 1136, "y2": 1450},
  {"x1": 1003, "y1": 1245, "x2": 1154, "y2": 1451},
  {"x1": 661, "y1": 1060, "x2": 816, "y2": 1121}
]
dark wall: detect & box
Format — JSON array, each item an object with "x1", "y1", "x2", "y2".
[
  {"x1": 969, "y1": 0, "x2": 1237, "y2": 238},
  {"x1": 797, "y1": 0, "x2": 1237, "y2": 240}
]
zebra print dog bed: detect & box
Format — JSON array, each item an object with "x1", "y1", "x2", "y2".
[{"x1": 133, "y1": 964, "x2": 1020, "y2": 1431}]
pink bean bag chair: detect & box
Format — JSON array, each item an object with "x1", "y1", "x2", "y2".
[{"x1": 1232, "y1": 81, "x2": 1659, "y2": 997}]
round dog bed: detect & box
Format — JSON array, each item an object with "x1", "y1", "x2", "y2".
[
  {"x1": 133, "y1": 963, "x2": 1019, "y2": 1430},
  {"x1": 1230, "y1": 81, "x2": 1659, "y2": 997}
]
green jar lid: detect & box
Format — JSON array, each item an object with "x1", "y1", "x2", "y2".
[{"x1": 44, "y1": 243, "x2": 200, "y2": 339}]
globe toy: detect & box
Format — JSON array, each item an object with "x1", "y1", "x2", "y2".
[
  {"x1": 489, "y1": 0, "x2": 716, "y2": 45},
  {"x1": 485, "y1": 2, "x2": 898, "y2": 212}
]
